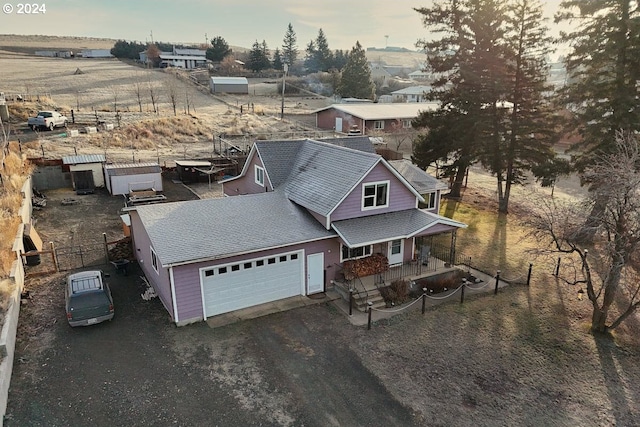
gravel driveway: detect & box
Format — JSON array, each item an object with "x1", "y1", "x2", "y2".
[{"x1": 6, "y1": 179, "x2": 418, "y2": 427}]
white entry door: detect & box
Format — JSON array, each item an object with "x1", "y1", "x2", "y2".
[
  {"x1": 335, "y1": 117, "x2": 343, "y2": 132},
  {"x1": 307, "y1": 253, "x2": 324, "y2": 294},
  {"x1": 388, "y1": 239, "x2": 403, "y2": 266}
]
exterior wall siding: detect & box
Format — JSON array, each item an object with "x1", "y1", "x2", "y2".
[
  {"x1": 331, "y1": 163, "x2": 417, "y2": 221},
  {"x1": 316, "y1": 110, "x2": 363, "y2": 133},
  {"x1": 129, "y1": 211, "x2": 174, "y2": 319},
  {"x1": 109, "y1": 173, "x2": 163, "y2": 196},
  {"x1": 170, "y1": 237, "x2": 341, "y2": 324},
  {"x1": 223, "y1": 154, "x2": 270, "y2": 196}
]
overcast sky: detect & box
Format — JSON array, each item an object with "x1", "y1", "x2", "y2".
[{"x1": 1, "y1": 0, "x2": 569, "y2": 50}]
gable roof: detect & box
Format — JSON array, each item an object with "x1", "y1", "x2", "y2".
[
  {"x1": 391, "y1": 86, "x2": 433, "y2": 96},
  {"x1": 312, "y1": 103, "x2": 439, "y2": 120},
  {"x1": 135, "y1": 191, "x2": 334, "y2": 266},
  {"x1": 388, "y1": 160, "x2": 448, "y2": 194}
]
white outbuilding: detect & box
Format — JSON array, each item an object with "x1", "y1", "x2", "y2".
[
  {"x1": 210, "y1": 77, "x2": 249, "y2": 94},
  {"x1": 104, "y1": 163, "x2": 163, "y2": 196}
]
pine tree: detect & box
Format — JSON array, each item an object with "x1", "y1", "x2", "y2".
[
  {"x1": 304, "y1": 40, "x2": 318, "y2": 73},
  {"x1": 206, "y1": 36, "x2": 231, "y2": 62},
  {"x1": 248, "y1": 40, "x2": 270, "y2": 72},
  {"x1": 336, "y1": 41, "x2": 375, "y2": 100},
  {"x1": 314, "y1": 29, "x2": 334, "y2": 72},
  {"x1": 282, "y1": 23, "x2": 298, "y2": 67},
  {"x1": 272, "y1": 47, "x2": 283, "y2": 70},
  {"x1": 556, "y1": 0, "x2": 640, "y2": 166},
  {"x1": 332, "y1": 50, "x2": 348, "y2": 70}
]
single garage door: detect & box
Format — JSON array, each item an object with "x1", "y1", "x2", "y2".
[{"x1": 201, "y1": 251, "x2": 304, "y2": 317}]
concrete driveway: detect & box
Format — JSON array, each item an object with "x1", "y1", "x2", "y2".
[{"x1": 7, "y1": 263, "x2": 417, "y2": 426}]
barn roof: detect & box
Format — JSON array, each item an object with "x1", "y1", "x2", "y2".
[{"x1": 62, "y1": 154, "x2": 106, "y2": 165}]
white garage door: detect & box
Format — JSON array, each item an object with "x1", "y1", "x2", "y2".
[{"x1": 201, "y1": 251, "x2": 304, "y2": 318}]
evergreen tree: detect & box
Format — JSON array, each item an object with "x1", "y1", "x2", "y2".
[
  {"x1": 336, "y1": 41, "x2": 375, "y2": 100},
  {"x1": 261, "y1": 40, "x2": 271, "y2": 69},
  {"x1": 556, "y1": 0, "x2": 640, "y2": 167},
  {"x1": 282, "y1": 23, "x2": 298, "y2": 67},
  {"x1": 483, "y1": 0, "x2": 559, "y2": 213},
  {"x1": 304, "y1": 40, "x2": 318, "y2": 72},
  {"x1": 332, "y1": 49, "x2": 349, "y2": 70},
  {"x1": 206, "y1": 36, "x2": 232, "y2": 62},
  {"x1": 272, "y1": 47, "x2": 283, "y2": 70},
  {"x1": 248, "y1": 40, "x2": 270, "y2": 72},
  {"x1": 111, "y1": 40, "x2": 146, "y2": 59},
  {"x1": 314, "y1": 29, "x2": 334, "y2": 72}
]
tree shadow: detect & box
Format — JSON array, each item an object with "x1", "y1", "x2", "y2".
[{"x1": 594, "y1": 333, "x2": 640, "y2": 425}]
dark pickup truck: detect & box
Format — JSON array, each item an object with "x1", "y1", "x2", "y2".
[{"x1": 65, "y1": 270, "x2": 114, "y2": 327}]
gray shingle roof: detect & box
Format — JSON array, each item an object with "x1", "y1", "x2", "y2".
[
  {"x1": 332, "y1": 209, "x2": 465, "y2": 247},
  {"x1": 62, "y1": 154, "x2": 106, "y2": 165},
  {"x1": 388, "y1": 160, "x2": 448, "y2": 194},
  {"x1": 135, "y1": 191, "x2": 335, "y2": 266},
  {"x1": 284, "y1": 140, "x2": 380, "y2": 216}
]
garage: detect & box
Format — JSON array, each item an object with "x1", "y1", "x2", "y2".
[{"x1": 200, "y1": 250, "x2": 304, "y2": 318}]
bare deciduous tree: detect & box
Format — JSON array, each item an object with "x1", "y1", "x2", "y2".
[
  {"x1": 526, "y1": 132, "x2": 640, "y2": 333},
  {"x1": 109, "y1": 85, "x2": 120, "y2": 112},
  {"x1": 131, "y1": 73, "x2": 145, "y2": 113},
  {"x1": 147, "y1": 73, "x2": 160, "y2": 114},
  {"x1": 164, "y1": 74, "x2": 179, "y2": 116}
]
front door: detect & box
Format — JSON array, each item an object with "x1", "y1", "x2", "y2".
[
  {"x1": 307, "y1": 253, "x2": 324, "y2": 294},
  {"x1": 335, "y1": 117, "x2": 343, "y2": 133},
  {"x1": 388, "y1": 239, "x2": 403, "y2": 266}
]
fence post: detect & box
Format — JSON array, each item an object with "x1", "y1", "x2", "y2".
[
  {"x1": 349, "y1": 288, "x2": 353, "y2": 316},
  {"x1": 422, "y1": 288, "x2": 427, "y2": 314},
  {"x1": 494, "y1": 270, "x2": 501, "y2": 295},
  {"x1": 103, "y1": 233, "x2": 109, "y2": 265},
  {"x1": 460, "y1": 281, "x2": 465, "y2": 304},
  {"x1": 367, "y1": 302, "x2": 373, "y2": 330},
  {"x1": 50, "y1": 241, "x2": 58, "y2": 272},
  {"x1": 527, "y1": 263, "x2": 533, "y2": 286},
  {"x1": 554, "y1": 257, "x2": 561, "y2": 277}
]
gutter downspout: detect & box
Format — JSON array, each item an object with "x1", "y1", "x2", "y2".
[{"x1": 169, "y1": 267, "x2": 178, "y2": 323}]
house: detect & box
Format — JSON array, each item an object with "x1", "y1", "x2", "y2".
[
  {"x1": 173, "y1": 47, "x2": 206, "y2": 57},
  {"x1": 210, "y1": 77, "x2": 249, "y2": 94},
  {"x1": 128, "y1": 137, "x2": 465, "y2": 326},
  {"x1": 159, "y1": 54, "x2": 208, "y2": 69},
  {"x1": 391, "y1": 86, "x2": 434, "y2": 103},
  {"x1": 314, "y1": 103, "x2": 439, "y2": 134}
]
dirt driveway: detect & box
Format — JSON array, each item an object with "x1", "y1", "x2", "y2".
[{"x1": 6, "y1": 180, "x2": 418, "y2": 427}]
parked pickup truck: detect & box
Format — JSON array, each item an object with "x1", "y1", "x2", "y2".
[{"x1": 27, "y1": 110, "x2": 67, "y2": 131}]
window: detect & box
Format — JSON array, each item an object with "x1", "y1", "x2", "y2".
[
  {"x1": 231, "y1": 264, "x2": 240, "y2": 272},
  {"x1": 150, "y1": 247, "x2": 159, "y2": 273},
  {"x1": 290, "y1": 254, "x2": 298, "y2": 260},
  {"x1": 256, "y1": 260, "x2": 264, "y2": 267},
  {"x1": 341, "y1": 244, "x2": 372, "y2": 261},
  {"x1": 244, "y1": 262, "x2": 252, "y2": 269},
  {"x1": 255, "y1": 165, "x2": 265, "y2": 187},
  {"x1": 403, "y1": 119, "x2": 412, "y2": 128},
  {"x1": 205, "y1": 270, "x2": 214, "y2": 277},
  {"x1": 362, "y1": 181, "x2": 389, "y2": 210},
  {"x1": 374, "y1": 120, "x2": 385, "y2": 130},
  {"x1": 424, "y1": 192, "x2": 436, "y2": 210},
  {"x1": 268, "y1": 258, "x2": 276, "y2": 265},
  {"x1": 219, "y1": 267, "x2": 228, "y2": 274},
  {"x1": 279, "y1": 256, "x2": 287, "y2": 262}
]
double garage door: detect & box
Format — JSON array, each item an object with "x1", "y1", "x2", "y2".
[{"x1": 201, "y1": 250, "x2": 304, "y2": 318}]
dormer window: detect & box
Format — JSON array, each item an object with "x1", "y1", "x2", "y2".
[
  {"x1": 255, "y1": 165, "x2": 265, "y2": 187},
  {"x1": 362, "y1": 181, "x2": 389, "y2": 210}
]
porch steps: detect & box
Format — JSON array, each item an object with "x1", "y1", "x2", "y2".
[{"x1": 352, "y1": 289, "x2": 387, "y2": 312}]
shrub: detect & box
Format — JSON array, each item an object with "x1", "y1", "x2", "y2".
[{"x1": 380, "y1": 279, "x2": 410, "y2": 306}]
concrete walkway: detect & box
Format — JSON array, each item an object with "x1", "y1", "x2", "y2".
[{"x1": 206, "y1": 267, "x2": 512, "y2": 329}]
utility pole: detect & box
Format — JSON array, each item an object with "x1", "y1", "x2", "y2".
[{"x1": 280, "y1": 64, "x2": 288, "y2": 119}]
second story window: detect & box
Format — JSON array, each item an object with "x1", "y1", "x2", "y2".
[
  {"x1": 255, "y1": 165, "x2": 264, "y2": 187},
  {"x1": 362, "y1": 181, "x2": 389, "y2": 210}
]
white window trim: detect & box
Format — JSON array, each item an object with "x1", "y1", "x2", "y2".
[
  {"x1": 403, "y1": 119, "x2": 412, "y2": 128},
  {"x1": 424, "y1": 192, "x2": 436, "y2": 210},
  {"x1": 150, "y1": 246, "x2": 159, "y2": 274},
  {"x1": 340, "y1": 244, "x2": 373, "y2": 262},
  {"x1": 373, "y1": 120, "x2": 385, "y2": 130},
  {"x1": 361, "y1": 180, "x2": 390, "y2": 211},
  {"x1": 255, "y1": 165, "x2": 265, "y2": 187}
]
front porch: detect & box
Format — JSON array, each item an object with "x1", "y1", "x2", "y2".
[{"x1": 331, "y1": 242, "x2": 471, "y2": 312}]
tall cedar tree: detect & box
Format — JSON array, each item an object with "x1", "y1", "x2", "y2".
[
  {"x1": 556, "y1": 0, "x2": 640, "y2": 167},
  {"x1": 413, "y1": 0, "x2": 509, "y2": 199},
  {"x1": 336, "y1": 41, "x2": 375, "y2": 100},
  {"x1": 206, "y1": 36, "x2": 232, "y2": 62},
  {"x1": 282, "y1": 23, "x2": 298, "y2": 67},
  {"x1": 313, "y1": 29, "x2": 334, "y2": 72},
  {"x1": 488, "y1": 0, "x2": 559, "y2": 213},
  {"x1": 248, "y1": 40, "x2": 271, "y2": 72},
  {"x1": 556, "y1": 0, "x2": 640, "y2": 239},
  {"x1": 305, "y1": 40, "x2": 318, "y2": 72}
]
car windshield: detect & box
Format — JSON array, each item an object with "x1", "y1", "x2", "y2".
[
  {"x1": 69, "y1": 290, "x2": 110, "y2": 308},
  {"x1": 38, "y1": 111, "x2": 52, "y2": 118}
]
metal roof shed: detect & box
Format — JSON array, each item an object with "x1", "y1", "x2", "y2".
[
  {"x1": 62, "y1": 154, "x2": 106, "y2": 193},
  {"x1": 104, "y1": 163, "x2": 163, "y2": 196},
  {"x1": 210, "y1": 77, "x2": 249, "y2": 94}
]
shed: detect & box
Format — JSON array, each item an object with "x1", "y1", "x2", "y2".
[
  {"x1": 175, "y1": 160, "x2": 212, "y2": 183},
  {"x1": 62, "y1": 154, "x2": 106, "y2": 194},
  {"x1": 210, "y1": 77, "x2": 249, "y2": 94},
  {"x1": 104, "y1": 163, "x2": 163, "y2": 196},
  {"x1": 81, "y1": 49, "x2": 113, "y2": 58}
]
